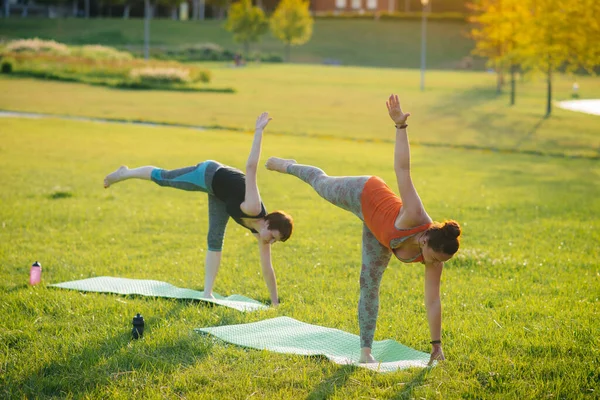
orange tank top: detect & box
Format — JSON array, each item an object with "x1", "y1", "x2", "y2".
[{"x1": 360, "y1": 176, "x2": 432, "y2": 262}]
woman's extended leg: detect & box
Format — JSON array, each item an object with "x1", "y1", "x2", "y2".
[
  {"x1": 266, "y1": 157, "x2": 369, "y2": 219},
  {"x1": 359, "y1": 223, "x2": 392, "y2": 363},
  {"x1": 104, "y1": 166, "x2": 155, "y2": 188},
  {"x1": 105, "y1": 161, "x2": 217, "y2": 191}
]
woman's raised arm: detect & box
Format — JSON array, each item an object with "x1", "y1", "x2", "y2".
[
  {"x1": 240, "y1": 112, "x2": 272, "y2": 216},
  {"x1": 387, "y1": 94, "x2": 426, "y2": 221}
]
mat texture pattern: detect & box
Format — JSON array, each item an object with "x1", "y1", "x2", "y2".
[
  {"x1": 51, "y1": 277, "x2": 267, "y2": 312},
  {"x1": 196, "y1": 316, "x2": 431, "y2": 372}
]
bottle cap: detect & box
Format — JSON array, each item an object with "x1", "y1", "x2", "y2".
[
  {"x1": 32, "y1": 261, "x2": 41, "y2": 268},
  {"x1": 133, "y1": 313, "x2": 144, "y2": 323}
]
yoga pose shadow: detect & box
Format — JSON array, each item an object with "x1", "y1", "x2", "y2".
[
  {"x1": 306, "y1": 364, "x2": 358, "y2": 400},
  {"x1": 390, "y1": 368, "x2": 430, "y2": 400},
  {"x1": 14, "y1": 301, "x2": 212, "y2": 398}
]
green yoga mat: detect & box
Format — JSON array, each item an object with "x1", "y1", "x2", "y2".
[
  {"x1": 196, "y1": 316, "x2": 431, "y2": 372},
  {"x1": 51, "y1": 277, "x2": 267, "y2": 312}
]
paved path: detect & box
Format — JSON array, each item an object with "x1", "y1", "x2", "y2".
[
  {"x1": 556, "y1": 99, "x2": 600, "y2": 116},
  {"x1": 0, "y1": 110, "x2": 206, "y2": 130}
]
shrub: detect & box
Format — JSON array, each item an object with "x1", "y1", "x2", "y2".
[
  {"x1": 1, "y1": 58, "x2": 13, "y2": 73},
  {"x1": 314, "y1": 11, "x2": 466, "y2": 21},
  {"x1": 146, "y1": 44, "x2": 237, "y2": 62},
  {"x1": 129, "y1": 67, "x2": 192, "y2": 84},
  {"x1": 71, "y1": 45, "x2": 134, "y2": 61},
  {"x1": 5, "y1": 38, "x2": 70, "y2": 55},
  {"x1": 190, "y1": 69, "x2": 211, "y2": 83}
]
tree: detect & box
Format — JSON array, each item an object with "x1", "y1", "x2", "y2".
[
  {"x1": 469, "y1": 0, "x2": 600, "y2": 115},
  {"x1": 468, "y1": 0, "x2": 525, "y2": 102},
  {"x1": 158, "y1": 0, "x2": 180, "y2": 19},
  {"x1": 208, "y1": 0, "x2": 229, "y2": 19},
  {"x1": 519, "y1": 0, "x2": 600, "y2": 116},
  {"x1": 225, "y1": 0, "x2": 269, "y2": 57},
  {"x1": 270, "y1": 0, "x2": 313, "y2": 62}
]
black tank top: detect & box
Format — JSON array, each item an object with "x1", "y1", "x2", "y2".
[{"x1": 211, "y1": 166, "x2": 267, "y2": 233}]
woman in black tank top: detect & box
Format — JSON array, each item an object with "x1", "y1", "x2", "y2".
[{"x1": 103, "y1": 112, "x2": 293, "y2": 307}]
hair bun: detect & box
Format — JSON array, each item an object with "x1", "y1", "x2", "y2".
[{"x1": 441, "y1": 220, "x2": 461, "y2": 239}]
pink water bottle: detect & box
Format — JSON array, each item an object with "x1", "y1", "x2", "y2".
[{"x1": 29, "y1": 261, "x2": 42, "y2": 285}]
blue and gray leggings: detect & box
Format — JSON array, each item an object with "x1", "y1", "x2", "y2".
[
  {"x1": 286, "y1": 164, "x2": 393, "y2": 349},
  {"x1": 151, "y1": 160, "x2": 229, "y2": 252}
]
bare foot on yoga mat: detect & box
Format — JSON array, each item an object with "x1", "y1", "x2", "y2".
[
  {"x1": 104, "y1": 166, "x2": 129, "y2": 188},
  {"x1": 203, "y1": 293, "x2": 216, "y2": 300},
  {"x1": 265, "y1": 157, "x2": 296, "y2": 173},
  {"x1": 359, "y1": 349, "x2": 378, "y2": 364}
]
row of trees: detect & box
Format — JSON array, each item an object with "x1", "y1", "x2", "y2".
[
  {"x1": 225, "y1": 0, "x2": 313, "y2": 62},
  {"x1": 2, "y1": 0, "x2": 228, "y2": 20},
  {"x1": 468, "y1": 0, "x2": 600, "y2": 115}
]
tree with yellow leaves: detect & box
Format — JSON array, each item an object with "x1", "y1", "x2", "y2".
[
  {"x1": 468, "y1": 0, "x2": 526, "y2": 104},
  {"x1": 225, "y1": 0, "x2": 269, "y2": 58},
  {"x1": 469, "y1": 0, "x2": 600, "y2": 115},
  {"x1": 269, "y1": 0, "x2": 313, "y2": 63},
  {"x1": 518, "y1": 0, "x2": 600, "y2": 115}
]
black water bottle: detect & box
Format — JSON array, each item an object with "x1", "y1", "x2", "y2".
[{"x1": 132, "y1": 313, "x2": 145, "y2": 339}]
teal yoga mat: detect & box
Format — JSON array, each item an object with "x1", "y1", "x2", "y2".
[
  {"x1": 196, "y1": 316, "x2": 431, "y2": 372},
  {"x1": 51, "y1": 277, "x2": 267, "y2": 312}
]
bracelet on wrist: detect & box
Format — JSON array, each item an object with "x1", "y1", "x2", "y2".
[
  {"x1": 395, "y1": 123, "x2": 408, "y2": 129},
  {"x1": 430, "y1": 340, "x2": 442, "y2": 345}
]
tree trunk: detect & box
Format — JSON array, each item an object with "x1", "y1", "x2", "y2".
[
  {"x1": 98, "y1": 1, "x2": 103, "y2": 17},
  {"x1": 72, "y1": 0, "x2": 78, "y2": 17},
  {"x1": 244, "y1": 42, "x2": 250, "y2": 58},
  {"x1": 123, "y1": 3, "x2": 130, "y2": 18},
  {"x1": 405, "y1": 0, "x2": 409, "y2": 12},
  {"x1": 192, "y1": 0, "x2": 199, "y2": 19},
  {"x1": 4, "y1": 0, "x2": 10, "y2": 18},
  {"x1": 144, "y1": 0, "x2": 151, "y2": 60},
  {"x1": 256, "y1": 0, "x2": 262, "y2": 9},
  {"x1": 285, "y1": 42, "x2": 290, "y2": 63},
  {"x1": 198, "y1": 0, "x2": 204, "y2": 20},
  {"x1": 546, "y1": 65, "x2": 552, "y2": 117},
  {"x1": 510, "y1": 64, "x2": 516, "y2": 106},
  {"x1": 496, "y1": 66, "x2": 504, "y2": 95},
  {"x1": 21, "y1": 1, "x2": 28, "y2": 17},
  {"x1": 84, "y1": 0, "x2": 90, "y2": 18},
  {"x1": 107, "y1": 4, "x2": 112, "y2": 17},
  {"x1": 171, "y1": 5, "x2": 177, "y2": 19}
]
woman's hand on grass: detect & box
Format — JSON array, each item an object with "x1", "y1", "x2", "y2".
[
  {"x1": 386, "y1": 94, "x2": 411, "y2": 126},
  {"x1": 428, "y1": 344, "x2": 445, "y2": 366}
]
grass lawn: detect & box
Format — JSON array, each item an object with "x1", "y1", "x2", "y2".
[
  {"x1": 0, "y1": 18, "x2": 479, "y2": 69},
  {"x1": 1, "y1": 64, "x2": 599, "y2": 158},
  {"x1": 1, "y1": 112, "x2": 599, "y2": 398}
]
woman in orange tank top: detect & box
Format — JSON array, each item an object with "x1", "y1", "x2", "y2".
[{"x1": 267, "y1": 94, "x2": 462, "y2": 366}]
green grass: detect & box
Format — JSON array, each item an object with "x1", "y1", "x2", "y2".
[
  {"x1": 0, "y1": 18, "x2": 479, "y2": 69},
  {"x1": 1, "y1": 64, "x2": 599, "y2": 158},
  {"x1": 1, "y1": 115, "x2": 599, "y2": 399}
]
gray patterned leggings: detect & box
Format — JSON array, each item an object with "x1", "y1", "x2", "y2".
[{"x1": 286, "y1": 164, "x2": 393, "y2": 349}]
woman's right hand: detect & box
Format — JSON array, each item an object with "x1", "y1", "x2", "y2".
[
  {"x1": 386, "y1": 94, "x2": 411, "y2": 126},
  {"x1": 255, "y1": 112, "x2": 272, "y2": 131}
]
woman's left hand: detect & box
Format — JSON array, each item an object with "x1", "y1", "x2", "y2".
[
  {"x1": 255, "y1": 112, "x2": 272, "y2": 131},
  {"x1": 386, "y1": 94, "x2": 411, "y2": 126},
  {"x1": 428, "y1": 344, "x2": 445, "y2": 366}
]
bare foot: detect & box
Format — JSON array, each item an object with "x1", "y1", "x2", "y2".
[
  {"x1": 104, "y1": 166, "x2": 129, "y2": 188},
  {"x1": 265, "y1": 157, "x2": 296, "y2": 173},
  {"x1": 202, "y1": 293, "x2": 216, "y2": 300},
  {"x1": 359, "y1": 354, "x2": 378, "y2": 364},
  {"x1": 359, "y1": 348, "x2": 378, "y2": 364}
]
